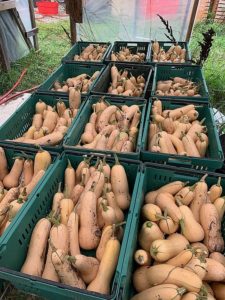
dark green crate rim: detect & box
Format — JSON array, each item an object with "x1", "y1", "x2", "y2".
[
  {"x1": 0, "y1": 151, "x2": 142, "y2": 300},
  {"x1": 38, "y1": 63, "x2": 106, "y2": 96},
  {"x1": 62, "y1": 41, "x2": 112, "y2": 64},
  {"x1": 151, "y1": 64, "x2": 209, "y2": 102},
  {"x1": 118, "y1": 162, "x2": 225, "y2": 300},
  {"x1": 64, "y1": 95, "x2": 148, "y2": 160},
  {"x1": 0, "y1": 143, "x2": 58, "y2": 246},
  {"x1": 91, "y1": 62, "x2": 154, "y2": 100},
  {"x1": 0, "y1": 92, "x2": 87, "y2": 153},
  {"x1": 104, "y1": 41, "x2": 151, "y2": 65},
  {"x1": 149, "y1": 40, "x2": 192, "y2": 64},
  {"x1": 141, "y1": 98, "x2": 224, "y2": 170}
]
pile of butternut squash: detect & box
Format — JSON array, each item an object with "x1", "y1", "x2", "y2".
[
  {"x1": 107, "y1": 65, "x2": 146, "y2": 97},
  {"x1": 75, "y1": 97, "x2": 141, "y2": 152},
  {"x1": 131, "y1": 176, "x2": 225, "y2": 300},
  {"x1": 110, "y1": 47, "x2": 146, "y2": 62},
  {"x1": 10, "y1": 96, "x2": 81, "y2": 146},
  {"x1": 74, "y1": 44, "x2": 108, "y2": 62},
  {"x1": 152, "y1": 40, "x2": 187, "y2": 63},
  {"x1": 148, "y1": 99, "x2": 208, "y2": 157},
  {"x1": 0, "y1": 147, "x2": 52, "y2": 236},
  {"x1": 21, "y1": 155, "x2": 130, "y2": 295},
  {"x1": 51, "y1": 71, "x2": 100, "y2": 94},
  {"x1": 155, "y1": 77, "x2": 201, "y2": 97}
]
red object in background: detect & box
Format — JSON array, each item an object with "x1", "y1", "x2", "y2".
[
  {"x1": 141, "y1": 0, "x2": 179, "y2": 17},
  {"x1": 36, "y1": 1, "x2": 59, "y2": 15}
]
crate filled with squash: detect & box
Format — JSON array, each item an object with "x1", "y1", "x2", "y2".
[
  {"x1": 150, "y1": 41, "x2": 191, "y2": 64},
  {"x1": 62, "y1": 42, "x2": 112, "y2": 64},
  {"x1": 118, "y1": 163, "x2": 225, "y2": 300},
  {"x1": 0, "y1": 152, "x2": 141, "y2": 300},
  {"x1": 104, "y1": 41, "x2": 150, "y2": 64},
  {"x1": 141, "y1": 98, "x2": 224, "y2": 170},
  {"x1": 0, "y1": 144, "x2": 56, "y2": 243},
  {"x1": 0, "y1": 92, "x2": 87, "y2": 152},
  {"x1": 64, "y1": 95, "x2": 147, "y2": 160},
  {"x1": 38, "y1": 63, "x2": 105, "y2": 96},
  {"x1": 152, "y1": 64, "x2": 209, "y2": 101},
  {"x1": 91, "y1": 63, "x2": 153, "y2": 99}
]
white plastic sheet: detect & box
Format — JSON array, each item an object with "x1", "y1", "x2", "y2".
[
  {"x1": 78, "y1": 0, "x2": 195, "y2": 42},
  {"x1": 0, "y1": 10, "x2": 29, "y2": 63}
]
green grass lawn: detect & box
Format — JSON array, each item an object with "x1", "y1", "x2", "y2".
[
  {"x1": 0, "y1": 20, "x2": 70, "y2": 95},
  {"x1": 189, "y1": 20, "x2": 225, "y2": 110}
]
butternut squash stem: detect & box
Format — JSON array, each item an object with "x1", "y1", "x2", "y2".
[
  {"x1": 146, "y1": 221, "x2": 153, "y2": 228},
  {"x1": 176, "y1": 199, "x2": 183, "y2": 207},
  {"x1": 113, "y1": 154, "x2": 120, "y2": 165},
  {"x1": 200, "y1": 118, "x2": 206, "y2": 125},
  {"x1": 20, "y1": 151, "x2": 30, "y2": 159},
  {"x1": 175, "y1": 288, "x2": 187, "y2": 298},
  {"x1": 217, "y1": 176, "x2": 221, "y2": 187},
  {"x1": 200, "y1": 174, "x2": 208, "y2": 182},
  {"x1": 17, "y1": 198, "x2": 24, "y2": 204},
  {"x1": 67, "y1": 159, "x2": 72, "y2": 168},
  {"x1": 57, "y1": 182, "x2": 62, "y2": 193}
]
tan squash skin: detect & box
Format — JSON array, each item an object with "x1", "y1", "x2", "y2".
[
  {"x1": 138, "y1": 221, "x2": 164, "y2": 251},
  {"x1": 0, "y1": 147, "x2": 8, "y2": 181},
  {"x1": 3, "y1": 157, "x2": 24, "y2": 189},
  {"x1": 21, "y1": 218, "x2": 51, "y2": 277}
]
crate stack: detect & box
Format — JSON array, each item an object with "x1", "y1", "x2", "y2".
[{"x1": 0, "y1": 40, "x2": 224, "y2": 300}]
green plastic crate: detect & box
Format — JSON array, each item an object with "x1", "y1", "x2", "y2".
[
  {"x1": 152, "y1": 64, "x2": 209, "y2": 102},
  {"x1": 149, "y1": 41, "x2": 191, "y2": 64},
  {"x1": 64, "y1": 95, "x2": 147, "y2": 160},
  {"x1": 0, "y1": 143, "x2": 58, "y2": 246},
  {"x1": 0, "y1": 151, "x2": 141, "y2": 300},
  {"x1": 91, "y1": 62, "x2": 154, "y2": 100},
  {"x1": 104, "y1": 41, "x2": 150, "y2": 64},
  {"x1": 141, "y1": 98, "x2": 224, "y2": 170},
  {"x1": 0, "y1": 93, "x2": 87, "y2": 153},
  {"x1": 62, "y1": 41, "x2": 112, "y2": 64},
  {"x1": 118, "y1": 162, "x2": 225, "y2": 300},
  {"x1": 38, "y1": 63, "x2": 105, "y2": 96}
]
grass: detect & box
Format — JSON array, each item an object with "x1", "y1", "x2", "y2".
[
  {"x1": 0, "y1": 20, "x2": 70, "y2": 95},
  {"x1": 189, "y1": 19, "x2": 225, "y2": 110}
]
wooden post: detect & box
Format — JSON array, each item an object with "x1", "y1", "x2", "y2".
[
  {"x1": 208, "y1": 0, "x2": 220, "y2": 18},
  {"x1": 70, "y1": 16, "x2": 77, "y2": 44},
  {"x1": 0, "y1": 41, "x2": 10, "y2": 71},
  {"x1": 186, "y1": 0, "x2": 200, "y2": 41},
  {"x1": 28, "y1": 0, "x2": 39, "y2": 50}
]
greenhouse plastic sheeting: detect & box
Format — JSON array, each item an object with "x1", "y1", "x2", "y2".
[
  {"x1": 0, "y1": 11, "x2": 29, "y2": 63},
  {"x1": 78, "y1": 0, "x2": 195, "y2": 41}
]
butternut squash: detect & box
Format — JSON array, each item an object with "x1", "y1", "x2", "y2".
[
  {"x1": 23, "y1": 159, "x2": 34, "y2": 186},
  {"x1": 209, "y1": 252, "x2": 225, "y2": 267},
  {"x1": 150, "y1": 233, "x2": 189, "y2": 262},
  {"x1": 175, "y1": 184, "x2": 195, "y2": 206},
  {"x1": 59, "y1": 198, "x2": 74, "y2": 225},
  {"x1": 141, "y1": 203, "x2": 162, "y2": 222},
  {"x1": 106, "y1": 190, "x2": 124, "y2": 223},
  {"x1": 111, "y1": 155, "x2": 130, "y2": 210},
  {"x1": 71, "y1": 254, "x2": 99, "y2": 284},
  {"x1": 3, "y1": 157, "x2": 24, "y2": 189},
  {"x1": 209, "y1": 177, "x2": 222, "y2": 202},
  {"x1": 0, "y1": 147, "x2": 8, "y2": 181},
  {"x1": 51, "y1": 182, "x2": 64, "y2": 216},
  {"x1": 87, "y1": 237, "x2": 120, "y2": 295},
  {"x1": 42, "y1": 223, "x2": 69, "y2": 282},
  {"x1": 211, "y1": 283, "x2": 225, "y2": 300},
  {"x1": 138, "y1": 221, "x2": 164, "y2": 251},
  {"x1": 145, "y1": 181, "x2": 185, "y2": 204},
  {"x1": 178, "y1": 203, "x2": 204, "y2": 242},
  {"x1": 145, "y1": 264, "x2": 202, "y2": 292},
  {"x1": 204, "y1": 258, "x2": 225, "y2": 281},
  {"x1": 200, "y1": 202, "x2": 224, "y2": 253},
  {"x1": 21, "y1": 218, "x2": 51, "y2": 276},
  {"x1": 64, "y1": 160, "x2": 76, "y2": 198},
  {"x1": 156, "y1": 192, "x2": 182, "y2": 222},
  {"x1": 51, "y1": 249, "x2": 85, "y2": 289},
  {"x1": 166, "y1": 248, "x2": 194, "y2": 267},
  {"x1": 33, "y1": 148, "x2": 52, "y2": 175},
  {"x1": 213, "y1": 196, "x2": 225, "y2": 220},
  {"x1": 190, "y1": 174, "x2": 208, "y2": 223},
  {"x1": 131, "y1": 284, "x2": 186, "y2": 300},
  {"x1": 134, "y1": 249, "x2": 151, "y2": 266},
  {"x1": 159, "y1": 216, "x2": 179, "y2": 234},
  {"x1": 67, "y1": 211, "x2": 80, "y2": 256},
  {"x1": 79, "y1": 186, "x2": 101, "y2": 250}
]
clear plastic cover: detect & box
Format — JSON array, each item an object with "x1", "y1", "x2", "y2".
[{"x1": 78, "y1": 0, "x2": 194, "y2": 42}]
